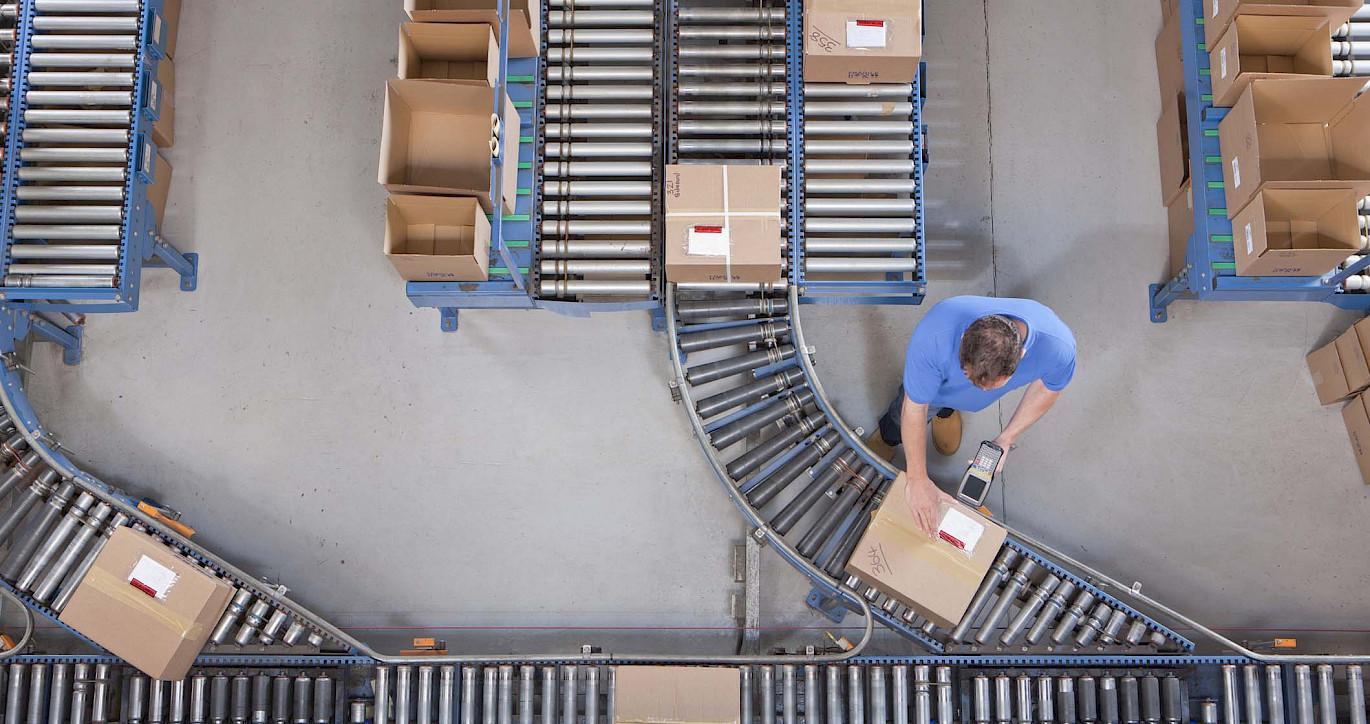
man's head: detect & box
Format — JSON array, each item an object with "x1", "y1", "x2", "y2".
[{"x1": 960, "y1": 315, "x2": 1023, "y2": 390}]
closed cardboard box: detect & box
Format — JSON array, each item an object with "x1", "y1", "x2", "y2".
[
  {"x1": 804, "y1": 0, "x2": 922, "y2": 84},
  {"x1": 1343, "y1": 392, "x2": 1370, "y2": 484},
  {"x1": 1155, "y1": 10, "x2": 1185, "y2": 105},
  {"x1": 1209, "y1": 15, "x2": 1332, "y2": 108},
  {"x1": 1167, "y1": 180, "x2": 1194, "y2": 278},
  {"x1": 60, "y1": 527, "x2": 233, "y2": 680},
  {"x1": 404, "y1": 0, "x2": 540, "y2": 59},
  {"x1": 1308, "y1": 340, "x2": 1351, "y2": 404},
  {"x1": 1338, "y1": 325, "x2": 1370, "y2": 392},
  {"x1": 378, "y1": 79, "x2": 519, "y2": 210},
  {"x1": 1230, "y1": 187, "x2": 1361, "y2": 276},
  {"x1": 153, "y1": 57, "x2": 174, "y2": 149},
  {"x1": 845, "y1": 475, "x2": 1008, "y2": 630},
  {"x1": 1157, "y1": 93, "x2": 1190, "y2": 206},
  {"x1": 399, "y1": 23, "x2": 498, "y2": 87},
  {"x1": 1161, "y1": 0, "x2": 1180, "y2": 22},
  {"x1": 1205, "y1": 0, "x2": 1360, "y2": 47},
  {"x1": 1219, "y1": 77, "x2": 1370, "y2": 218},
  {"x1": 385, "y1": 194, "x2": 491, "y2": 282},
  {"x1": 664, "y1": 165, "x2": 784, "y2": 285},
  {"x1": 162, "y1": 0, "x2": 181, "y2": 58},
  {"x1": 149, "y1": 153, "x2": 173, "y2": 233},
  {"x1": 614, "y1": 667, "x2": 740, "y2": 724}
]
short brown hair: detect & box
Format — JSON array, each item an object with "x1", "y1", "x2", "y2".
[{"x1": 959, "y1": 316, "x2": 1021, "y2": 387}]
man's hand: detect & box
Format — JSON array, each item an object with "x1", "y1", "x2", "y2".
[{"x1": 901, "y1": 471, "x2": 953, "y2": 538}]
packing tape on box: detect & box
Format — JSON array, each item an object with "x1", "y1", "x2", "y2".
[
  {"x1": 80, "y1": 564, "x2": 204, "y2": 638},
  {"x1": 665, "y1": 166, "x2": 775, "y2": 282}
]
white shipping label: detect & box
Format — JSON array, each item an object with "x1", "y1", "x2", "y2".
[
  {"x1": 687, "y1": 225, "x2": 731, "y2": 256},
  {"x1": 846, "y1": 20, "x2": 888, "y2": 49},
  {"x1": 1212, "y1": 0, "x2": 1219, "y2": 18},
  {"x1": 128, "y1": 555, "x2": 178, "y2": 601},
  {"x1": 937, "y1": 508, "x2": 986, "y2": 556},
  {"x1": 1231, "y1": 157, "x2": 1241, "y2": 188},
  {"x1": 1245, "y1": 223, "x2": 1254, "y2": 255},
  {"x1": 1220, "y1": 48, "x2": 1227, "y2": 79}
]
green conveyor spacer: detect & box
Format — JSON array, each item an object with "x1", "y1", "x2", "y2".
[
  {"x1": 1203, "y1": 129, "x2": 1219, "y2": 137},
  {"x1": 1212, "y1": 235, "x2": 1233, "y2": 242},
  {"x1": 1199, "y1": 69, "x2": 1210, "y2": 76},
  {"x1": 508, "y1": 75, "x2": 535, "y2": 82},
  {"x1": 1212, "y1": 262, "x2": 1236, "y2": 270},
  {"x1": 1207, "y1": 181, "x2": 1223, "y2": 189},
  {"x1": 1208, "y1": 208, "x2": 1226, "y2": 216},
  {"x1": 1205, "y1": 156, "x2": 1221, "y2": 163},
  {"x1": 514, "y1": 101, "x2": 532, "y2": 109},
  {"x1": 1201, "y1": 94, "x2": 1213, "y2": 102},
  {"x1": 487, "y1": 214, "x2": 531, "y2": 221},
  {"x1": 490, "y1": 267, "x2": 531, "y2": 275},
  {"x1": 518, "y1": 162, "x2": 532, "y2": 170}
]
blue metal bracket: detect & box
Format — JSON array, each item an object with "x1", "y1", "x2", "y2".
[
  {"x1": 807, "y1": 588, "x2": 849, "y2": 624},
  {"x1": 440, "y1": 308, "x2": 459, "y2": 333}
]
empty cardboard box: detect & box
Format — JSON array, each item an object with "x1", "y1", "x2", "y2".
[
  {"x1": 1209, "y1": 15, "x2": 1333, "y2": 108},
  {"x1": 1219, "y1": 77, "x2": 1370, "y2": 217},
  {"x1": 804, "y1": 0, "x2": 922, "y2": 84},
  {"x1": 844, "y1": 475, "x2": 1008, "y2": 630},
  {"x1": 664, "y1": 165, "x2": 784, "y2": 285},
  {"x1": 59, "y1": 527, "x2": 233, "y2": 681},
  {"x1": 1157, "y1": 93, "x2": 1190, "y2": 206},
  {"x1": 1205, "y1": 0, "x2": 1360, "y2": 47},
  {"x1": 1155, "y1": 9, "x2": 1186, "y2": 104},
  {"x1": 1343, "y1": 391, "x2": 1370, "y2": 485},
  {"x1": 399, "y1": 23, "x2": 498, "y2": 87},
  {"x1": 378, "y1": 79, "x2": 519, "y2": 209},
  {"x1": 404, "y1": 0, "x2": 540, "y2": 59},
  {"x1": 1230, "y1": 187, "x2": 1362, "y2": 276},
  {"x1": 384, "y1": 194, "x2": 491, "y2": 282},
  {"x1": 1167, "y1": 180, "x2": 1194, "y2": 278},
  {"x1": 153, "y1": 57, "x2": 175, "y2": 149},
  {"x1": 1308, "y1": 340, "x2": 1352, "y2": 404},
  {"x1": 614, "y1": 667, "x2": 741, "y2": 724}
]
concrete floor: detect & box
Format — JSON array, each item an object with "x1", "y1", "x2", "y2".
[{"x1": 20, "y1": 0, "x2": 1370, "y2": 654}]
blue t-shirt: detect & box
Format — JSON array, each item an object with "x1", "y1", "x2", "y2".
[{"x1": 903, "y1": 296, "x2": 1076, "y2": 413}]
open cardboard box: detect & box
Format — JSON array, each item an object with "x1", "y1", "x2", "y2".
[
  {"x1": 803, "y1": 0, "x2": 922, "y2": 84},
  {"x1": 1231, "y1": 186, "x2": 1362, "y2": 276},
  {"x1": 1205, "y1": 0, "x2": 1360, "y2": 47},
  {"x1": 385, "y1": 194, "x2": 491, "y2": 282},
  {"x1": 399, "y1": 23, "x2": 498, "y2": 87},
  {"x1": 1157, "y1": 93, "x2": 1190, "y2": 206},
  {"x1": 1209, "y1": 15, "x2": 1332, "y2": 108},
  {"x1": 379, "y1": 79, "x2": 519, "y2": 210},
  {"x1": 404, "y1": 0, "x2": 540, "y2": 59},
  {"x1": 1167, "y1": 180, "x2": 1194, "y2": 278},
  {"x1": 1156, "y1": 9, "x2": 1186, "y2": 105},
  {"x1": 1219, "y1": 76, "x2": 1370, "y2": 217}
]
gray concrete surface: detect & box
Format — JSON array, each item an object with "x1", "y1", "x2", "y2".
[{"x1": 19, "y1": 0, "x2": 1370, "y2": 656}]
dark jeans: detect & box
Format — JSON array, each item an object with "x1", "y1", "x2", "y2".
[{"x1": 878, "y1": 385, "x2": 954, "y2": 446}]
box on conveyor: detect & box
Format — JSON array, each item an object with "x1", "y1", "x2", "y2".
[
  {"x1": 59, "y1": 527, "x2": 233, "y2": 681},
  {"x1": 149, "y1": 152, "x2": 172, "y2": 233},
  {"x1": 404, "y1": 0, "x2": 540, "y2": 59},
  {"x1": 1231, "y1": 187, "x2": 1362, "y2": 276},
  {"x1": 663, "y1": 165, "x2": 784, "y2": 285},
  {"x1": 1204, "y1": 0, "x2": 1360, "y2": 47},
  {"x1": 844, "y1": 475, "x2": 1008, "y2": 630},
  {"x1": 1209, "y1": 15, "x2": 1332, "y2": 108},
  {"x1": 153, "y1": 57, "x2": 175, "y2": 149},
  {"x1": 1155, "y1": 7, "x2": 1185, "y2": 104},
  {"x1": 378, "y1": 79, "x2": 520, "y2": 210},
  {"x1": 399, "y1": 23, "x2": 499, "y2": 87},
  {"x1": 384, "y1": 194, "x2": 491, "y2": 282},
  {"x1": 613, "y1": 667, "x2": 741, "y2": 724},
  {"x1": 1218, "y1": 77, "x2": 1370, "y2": 218},
  {"x1": 803, "y1": 0, "x2": 921, "y2": 84}
]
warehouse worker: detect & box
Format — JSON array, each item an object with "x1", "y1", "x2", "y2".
[{"x1": 866, "y1": 296, "x2": 1077, "y2": 537}]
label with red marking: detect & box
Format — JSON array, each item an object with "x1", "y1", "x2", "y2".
[
  {"x1": 687, "y1": 225, "x2": 730, "y2": 256},
  {"x1": 846, "y1": 19, "x2": 888, "y2": 48},
  {"x1": 938, "y1": 508, "x2": 985, "y2": 556},
  {"x1": 127, "y1": 555, "x2": 178, "y2": 601}
]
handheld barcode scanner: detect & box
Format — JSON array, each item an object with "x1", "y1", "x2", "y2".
[{"x1": 956, "y1": 440, "x2": 1003, "y2": 508}]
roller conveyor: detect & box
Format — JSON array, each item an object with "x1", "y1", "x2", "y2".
[{"x1": 0, "y1": 0, "x2": 197, "y2": 315}]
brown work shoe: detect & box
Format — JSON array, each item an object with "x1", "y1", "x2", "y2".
[
  {"x1": 931, "y1": 410, "x2": 962, "y2": 456},
  {"x1": 864, "y1": 431, "x2": 897, "y2": 463}
]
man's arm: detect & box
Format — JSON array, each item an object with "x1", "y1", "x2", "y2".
[
  {"x1": 900, "y1": 395, "x2": 952, "y2": 538},
  {"x1": 990, "y1": 380, "x2": 1063, "y2": 471}
]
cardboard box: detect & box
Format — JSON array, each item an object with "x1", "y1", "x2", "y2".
[
  {"x1": 384, "y1": 194, "x2": 491, "y2": 282},
  {"x1": 1161, "y1": 0, "x2": 1180, "y2": 22},
  {"x1": 404, "y1": 0, "x2": 540, "y2": 59},
  {"x1": 845, "y1": 476, "x2": 1008, "y2": 630},
  {"x1": 399, "y1": 23, "x2": 498, "y2": 87},
  {"x1": 1209, "y1": 15, "x2": 1333, "y2": 108},
  {"x1": 1342, "y1": 392, "x2": 1370, "y2": 484},
  {"x1": 1205, "y1": 0, "x2": 1360, "y2": 47},
  {"x1": 1157, "y1": 93, "x2": 1190, "y2": 206},
  {"x1": 378, "y1": 79, "x2": 519, "y2": 209},
  {"x1": 804, "y1": 0, "x2": 922, "y2": 84},
  {"x1": 663, "y1": 165, "x2": 784, "y2": 285},
  {"x1": 149, "y1": 153, "x2": 173, "y2": 233},
  {"x1": 1155, "y1": 9, "x2": 1185, "y2": 104},
  {"x1": 1230, "y1": 187, "x2": 1362, "y2": 276},
  {"x1": 1308, "y1": 339, "x2": 1352, "y2": 404},
  {"x1": 1167, "y1": 180, "x2": 1194, "y2": 277},
  {"x1": 152, "y1": 57, "x2": 174, "y2": 149},
  {"x1": 614, "y1": 667, "x2": 740, "y2": 724},
  {"x1": 59, "y1": 527, "x2": 232, "y2": 680},
  {"x1": 1336, "y1": 325, "x2": 1370, "y2": 391},
  {"x1": 162, "y1": 0, "x2": 181, "y2": 58},
  {"x1": 1219, "y1": 77, "x2": 1370, "y2": 217}
]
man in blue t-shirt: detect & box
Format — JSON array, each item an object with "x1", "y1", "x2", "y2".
[{"x1": 867, "y1": 296, "x2": 1077, "y2": 537}]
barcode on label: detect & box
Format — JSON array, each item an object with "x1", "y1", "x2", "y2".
[
  {"x1": 1220, "y1": 48, "x2": 1227, "y2": 79},
  {"x1": 1231, "y1": 157, "x2": 1241, "y2": 188},
  {"x1": 1245, "y1": 223, "x2": 1254, "y2": 255}
]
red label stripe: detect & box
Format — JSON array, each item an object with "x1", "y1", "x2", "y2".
[
  {"x1": 939, "y1": 531, "x2": 966, "y2": 550},
  {"x1": 130, "y1": 579, "x2": 157, "y2": 597},
  {"x1": 693, "y1": 226, "x2": 723, "y2": 234},
  {"x1": 856, "y1": 20, "x2": 885, "y2": 27}
]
